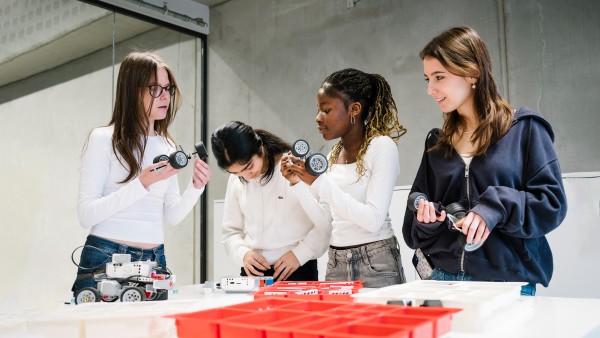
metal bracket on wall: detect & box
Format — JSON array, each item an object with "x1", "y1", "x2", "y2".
[
  {"x1": 347, "y1": 0, "x2": 361, "y2": 9},
  {"x1": 88, "y1": 0, "x2": 210, "y2": 35}
]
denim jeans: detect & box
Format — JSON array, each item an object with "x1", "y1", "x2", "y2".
[
  {"x1": 71, "y1": 235, "x2": 167, "y2": 295},
  {"x1": 430, "y1": 268, "x2": 537, "y2": 296},
  {"x1": 326, "y1": 236, "x2": 406, "y2": 288}
]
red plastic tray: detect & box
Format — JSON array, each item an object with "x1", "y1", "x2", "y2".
[
  {"x1": 253, "y1": 281, "x2": 363, "y2": 301},
  {"x1": 169, "y1": 297, "x2": 460, "y2": 338}
]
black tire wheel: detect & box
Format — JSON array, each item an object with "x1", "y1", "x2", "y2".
[
  {"x1": 306, "y1": 153, "x2": 328, "y2": 176},
  {"x1": 195, "y1": 142, "x2": 209, "y2": 162},
  {"x1": 153, "y1": 154, "x2": 169, "y2": 164},
  {"x1": 170, "y1": 150, "x2": 189, "y2": 169},
  {"x1": 75, "y1": 287, "x2": 101, "y2": 304},
  {"x1": 407, "y1": 192, "x2": 429, "y2": 212},
  {"x1": 120, "y1": 286, "x2": 147, "y2": 302},
  {"x1": 292, "y1": 139, "x2": 310, "y2": 158}
]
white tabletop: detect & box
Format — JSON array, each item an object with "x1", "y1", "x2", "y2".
[
  {"x1": 1, "y1": 284, "x2": 599, "y2": 338},
  {"x1": 445, "y1": 296, "x2": 600, "y2": 337}
]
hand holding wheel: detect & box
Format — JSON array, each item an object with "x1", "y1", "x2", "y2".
[
  {"x1": 291, "y1": 139, "x2": 328, "y2": 176},
  {"x1": 406, "y1": 191, "x2": 483, "y2": 251},
  {"x1": 153, "y1": 142, "x2": 209, "y2": 171}
]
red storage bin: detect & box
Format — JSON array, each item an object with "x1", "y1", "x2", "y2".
[
  {"x1": 323, "y1": 323, "x2": 410, "y2": 338},
  {"x1": 359, "y1": 315, "x2": 434, "y2": 338},
  {"x1": 263, "y1": 313, "x2": 330, "y2": 338},
  {"x1": 226, "y1": 297, "x2": 301, "y2": 311},
  {"x1": 167, "y1": 297, "x2": 460, "y2": 338},
  {"x1": 277, "y1": 300, "x2": 347, "y2": 312},
  {"x1": 218, "y1": 309, "x2": 306, "y2": 338},
  {"x1": 253, "y1": 281, "x2": 363, "y2": 301},
  {"x1": 292, "y1": 315, "x2": 363, "y2": 338},
  {"x1": 386, "y1": 307, "x2": 460, "y2": 337},
  {"x1": 168, "y1": 307, "x2": 250, "y2": 338}
]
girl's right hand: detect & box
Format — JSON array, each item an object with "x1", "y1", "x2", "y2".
[
  {"x1": 139, "y1": 161, "x2": 180, "y2": 189},
  {"x1": 280, "y1": 152, "x2": 301, "y2": 185},
  {"x1": 243, "y1": 251, "x2": 271, "y2": 277},
  {"x1": 416, "y1": 199, "x2": 447, "y2": 224}
]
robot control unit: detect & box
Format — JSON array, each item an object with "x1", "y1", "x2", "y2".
[{"x1": 74, "y1": 253, "x2": 175, "y2": 305}]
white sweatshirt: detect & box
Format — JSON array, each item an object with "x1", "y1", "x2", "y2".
[
  {"x1": 310, "y1": 136, "x2": 398, "y2": 247},
  {"x1": 78, "y1": 126, "x2": 204, "y2": 244},
  {"x1": 221, "y1": 161, "x2": 332, "y2": 266}
]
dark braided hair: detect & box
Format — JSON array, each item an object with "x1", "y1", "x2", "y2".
[
  {"x1": 320, "y1": 68, "x2": 406, "y2": 178},
  {"x1": 211, "y1": 121, "x2": 291, "y2": 185}
]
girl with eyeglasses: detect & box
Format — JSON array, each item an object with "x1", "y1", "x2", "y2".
[
  {"x1": 71, "y1": 51, "x2": 211, "y2": 299},
  {"x1": 211, "y1": 121, "x2": 331, "y2": 281}
]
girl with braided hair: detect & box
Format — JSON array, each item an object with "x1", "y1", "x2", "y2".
[{"x1": 282, "y1": 68, "x2": 407, "y2": 287}]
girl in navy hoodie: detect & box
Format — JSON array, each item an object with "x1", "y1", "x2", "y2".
[{"x1": 403, "y1": 27, "x2": 567, "y2": 295}]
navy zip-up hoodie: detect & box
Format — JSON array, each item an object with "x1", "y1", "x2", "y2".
[{"x1": 402, "y1": 107, "x2": 567, "y2": 287}]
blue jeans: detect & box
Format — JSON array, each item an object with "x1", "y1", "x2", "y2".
[
  {"x1": 71, "y1": 235, "x2": 167, "y2": 294},
  {"x1": 430, "y1": 268, "x2": 537, "y2": 296},
  {"x1": 326, "y1": 236, "x2": 406, "y2": 288}
]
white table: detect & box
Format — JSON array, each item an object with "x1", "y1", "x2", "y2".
[
  {"x1": 1, "y1": 285, "x2": 599, "y2": 338},
  {"x1": 443, "y1": 296, "x2": 600, "y2": 337}
]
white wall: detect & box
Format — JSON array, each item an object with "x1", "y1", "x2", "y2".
[
  {"x1": 0, "y1": 28, "x2": 202, "y2": 313},
  {"x1": 537, "y1": 173, "x2": 600, "y2": 298}
]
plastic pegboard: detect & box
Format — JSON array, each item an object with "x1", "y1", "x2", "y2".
[
  {"x1": 168, "y1": 297, "x2": 460, "y2": 338},
  {"x1": 252, "y1": 281, "x2": 363, "y2": 301}
]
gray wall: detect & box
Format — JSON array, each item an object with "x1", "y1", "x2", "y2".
[{"x1": 205, "y1": 0, "x2": 600, "y2": 279}]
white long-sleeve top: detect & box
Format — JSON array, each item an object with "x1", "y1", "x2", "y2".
[
  {"x1": 221, "y1": 160, "x2": 332, "y2": 266},
  {"x1": 309, "y1": 136, "x2": 398, "y2": 247},
  {"x1": 78, "y1": 126, "x2": 204, "y2": 244}
]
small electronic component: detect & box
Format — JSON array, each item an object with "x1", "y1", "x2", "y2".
[{"x1": 219, "y1": 276, "x2": 274, "y2": 292}]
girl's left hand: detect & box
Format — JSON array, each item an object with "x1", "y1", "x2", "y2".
[
  {"x1": 273, "y1": 251, "x2": 300, "y2": 281},
  {"x1": 455, "y1": 212, "x2": 490, "y2": 247},
  {"x1": 192, "y1": 158, "x2": 211, "y2": 189}
]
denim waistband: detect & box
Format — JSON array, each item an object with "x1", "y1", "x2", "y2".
[
  {"x1": 85, "y1": 234, "x2": 164, "y2": 256},
  {"x1": 329, "y1": 236, "x2": 398, "y2": 263}
]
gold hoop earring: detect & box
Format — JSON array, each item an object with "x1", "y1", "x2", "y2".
[{"x1": 351, "y1": 115, "x2": 356, "y2": 125}]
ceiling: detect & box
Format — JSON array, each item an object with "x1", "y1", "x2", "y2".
[{"x1": 0, "y1": 0, "x2": 228, "y2": 87}]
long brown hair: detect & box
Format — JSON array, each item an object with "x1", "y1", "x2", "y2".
[
  {"x1": 109, "y1": 51, "x2": 182, "y2": 182},
  {"x1": 320, "y1": 68, "x2": 406, "y2": 178},
  {"x1": 420, "y1": 26, "x2": 513, "y2": 156}
]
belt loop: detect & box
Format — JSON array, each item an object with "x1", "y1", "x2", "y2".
[{"x1": 359, "y1": 246, "x2": 367, "y2": 265}]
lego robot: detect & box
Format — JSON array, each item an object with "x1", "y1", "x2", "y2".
[{"x1": 74, "y1": 253, "x2": 175, "y2": 304}]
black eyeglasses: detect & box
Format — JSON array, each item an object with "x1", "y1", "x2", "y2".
[{"x1": 147, "y1": 84, "x2": 176, "y2": 98}]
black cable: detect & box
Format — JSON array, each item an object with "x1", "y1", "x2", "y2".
[{"x1": 70, "y1": 245, "x2": 111, "y2": 271}]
